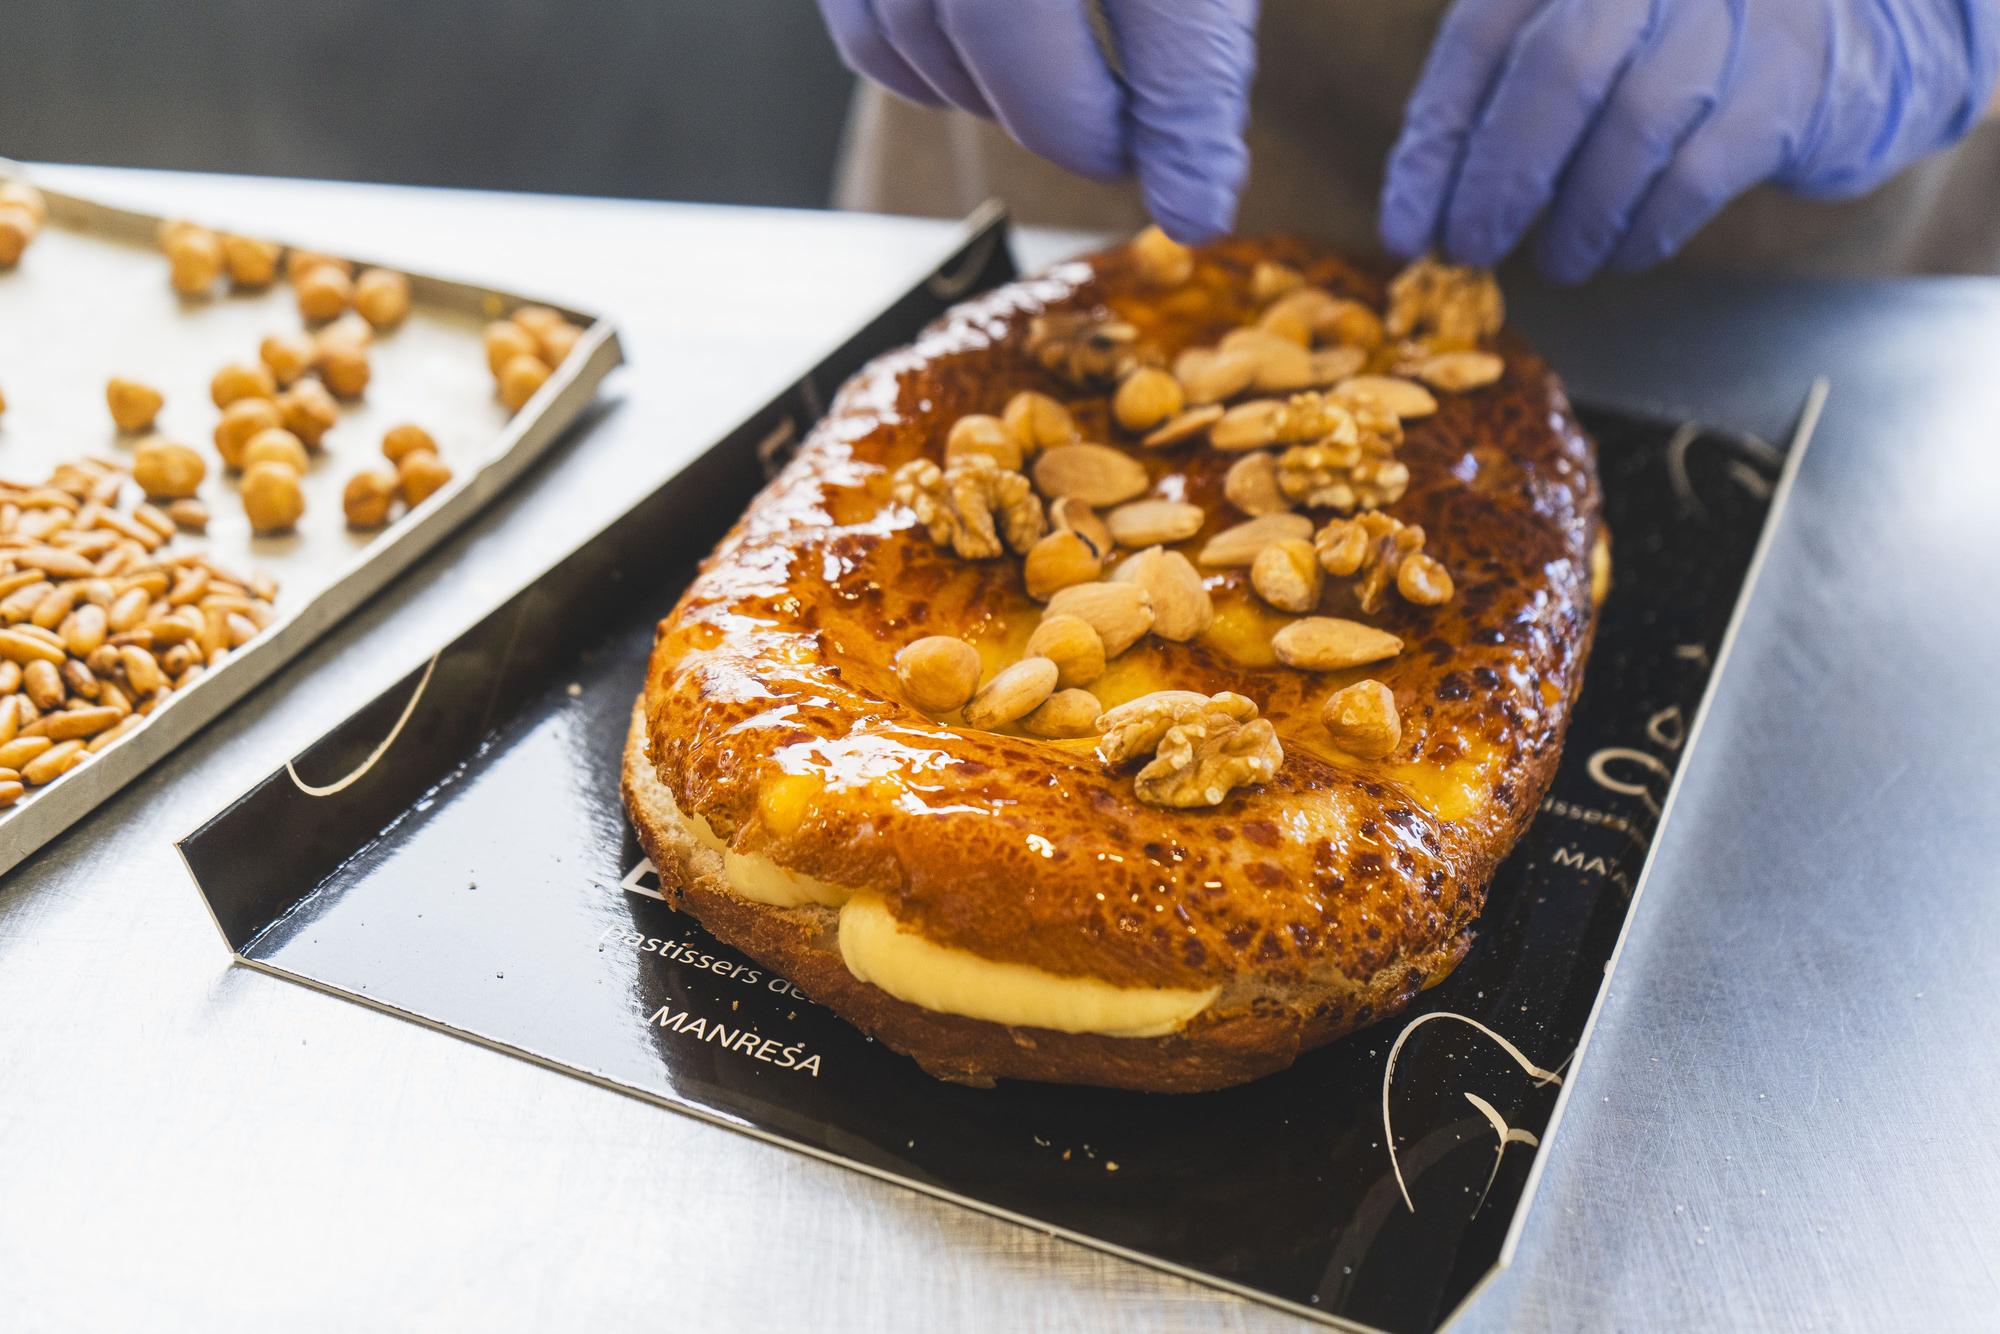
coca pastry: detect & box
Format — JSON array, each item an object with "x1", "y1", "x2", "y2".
[{"x1": 625, "y1": 231, "x2": 1603, "y2": 1091}]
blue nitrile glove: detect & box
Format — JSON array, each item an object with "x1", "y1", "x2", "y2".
[
  {"x1": 817, "y1": 0, "x2": 1259, "y2": 242},
  {"x1": 1381, "y1": 0, "x2": 2000, "y2": 282}
]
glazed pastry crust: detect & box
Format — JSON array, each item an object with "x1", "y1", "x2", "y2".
[{"x1": 629, "y1": 237, "x2": 1601, "y2": 1092}]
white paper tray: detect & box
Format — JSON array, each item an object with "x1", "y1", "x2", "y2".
[{"x1": 0, "y1": 160, "x2": 624, "y2": 875}]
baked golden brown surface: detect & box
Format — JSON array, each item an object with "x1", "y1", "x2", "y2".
[{"x1": 627, "y1": 235, "x2": 1601, "y2": 1092}]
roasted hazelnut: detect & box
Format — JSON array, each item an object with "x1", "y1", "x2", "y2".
[
  {"x1": 105, "y1": 378, "x2": 164, "y2": 433},
  {"x1": 0, "y1": 204, "x2": 38, "y2": 268},
  {"x1": 295, "y1": 265, "x2": 353, "y2": 322},
  {"x1": 1130, "y1": 224, "x2": 1194, "y2": 287},
  {"x1": 241, "y1": 428, "x2": 309, "y2": 475},
  {"x1": 259, "y1": 332, "x2": 316, "y2": 387},
  {"x1": 131, "y1": 439, "x2": 206, "y2": 500},
  {"x1": 277, "y1": 382, "x2": 339, "y2": 448},
  {"x1": 215, "y1": 398, "x2": 283, "y2": 469},
  {"x1": 944, "y1": 414, "x2": 1020, "y2": 470},
  {"x1": 241, "y1": 461, "x2": 305, "y2": 533},
  {"x1": 286, "y1": 250, "x2": 352, "y2": 283},
  {"x1": 0, "y1": 181, "x2": 48, "y2": 226},
  {"x1": 498, "y1": 354, "x2": 550, "y2": 412},
  {"x1": 165, "y1": 225, "x2": 224, "y2": 296},
  {"x1": 894, "y1": 635, "x2": 982, "y2": 713},
  {"x1": 1001, "y1": 390, "x2": 1078, "y2": 454},
  {"x1": 353, "y1": 267, "x2": 411, "y2": 330},
  {"x1": 511, "y1": 305, "x2": 565, "y2": 340},
  {"x1": 1322, "y1": 679, "x2": 1401, "y2": 760},
  {"x1": 536, "y1": 321, "x2": 582, "y2": 366},
  {"x1": 342, "y1": 469, "x2": 398, "y2": 529},
  {"x1": 396, "y1": 449, "x2": 453, "y2": 507},
  {"x1": 1023, "y1": 529, "x2": 1103, "y2": 601},
  {"x1": 211, "y1": 361, "x2": 277, "y2": 409},
  {"x1": 222, "y1": 235, "x2": 281, "y2": 288},
  {"x1": 380, "y1": 423, "x2": 436, "y2": 464},
  {"x1": 1113, "y1": 367, "x2": 1185, "y2": 434},
  {"x1": 483, "y1": 320, "x2": 539, "y2": 376},
  {"x1": 315, "y1": 340, "x2": 371, "y2": 399}
]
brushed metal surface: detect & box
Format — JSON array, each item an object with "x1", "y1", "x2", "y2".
[{"x1": 0, "y1": 167, "x2": 1994, "y2": 1333}]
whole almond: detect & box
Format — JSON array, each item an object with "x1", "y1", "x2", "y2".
[
  {"x1": 1338, "y1": 375, "x2": 1438, "y2": 419},
  {"x1": 1251, "y1": 539, "x2": 1324, "y2": 613},
  {"x1": 1271, "y1": 617, "x2": 1403, "y2": 671},
  {"x1": 962, "y1": 657, "x2": 1059, "y2": 730},
  {"x1": 1413, "y1": 350, "x2": 1504, "y2": 392},
  {"x1": 1198, "y1": 512, "x2": 1314, "y2": 566},
  {"x1": 1113, "y1": 546, "x2": 1212, "y2": 641},
  {"x1": 1025, "y1": 614, "x2": 1106, "y2": 688},
  {"x1": 1106, "y1": 499, "x2": 1205, "y2": 549},
  {"x1": 1174, "y1": 346, "x2": 1258, "y2": 405},
  {"x1": 1140, "y1": 404, "x2": 1224, "y2": 450},
  {"x1": 1023, "y1": 529, "x2": 1104, "y2": 601},
  {"x1": 1306, "y1": 346, "x2": 1367, "y2": 385},
  {"x1": 1222, "y1": 452, "x2": 1292, "y2": 518},
  {"x1": 1021, "y1": 688, "x2": 1104, "y2": 739},
  {"x1": 895, "y1": 635, "x2": 982, "y2": 713},
  {"x1": 1033, "y1": 444, "x2": 1150, "y2": 508},
  {"x1": 1210, "y1": 399, "x2": 1286, "y2": 451},
  {"x1": 1043, "y1": 581, "x2": 1153, "y2": 657}
]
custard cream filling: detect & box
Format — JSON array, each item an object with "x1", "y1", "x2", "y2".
[
  {"x1": 837, "y1": 894, "x2": 1219, "y2": 1039},
  {"x1": 677, "y1": 809, "x2": 1217, "y2": 1037}
]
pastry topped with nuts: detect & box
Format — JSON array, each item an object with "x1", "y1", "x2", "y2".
[{"x1": 626, "y1": 230, "x2": 1602, "y2": 1092}]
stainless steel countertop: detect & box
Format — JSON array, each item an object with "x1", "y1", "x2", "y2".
[{"x1": 2, "y1": 165, "x2": 1995, "y2": 1334}]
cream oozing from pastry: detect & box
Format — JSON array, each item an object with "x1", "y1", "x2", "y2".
[{"x1": 676, "y1": 808, "x2": 1218, "y2": 1037}]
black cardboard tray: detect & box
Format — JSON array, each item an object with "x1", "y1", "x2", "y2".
[{"x1": 180, "y1": 213, "x2": 1818, "y2": 1334}]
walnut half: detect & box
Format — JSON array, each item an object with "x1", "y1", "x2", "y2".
[
  {"x1": 1096, "y1": 690, "x2": 1282, "y2": 809},
  {"x1": 1314, "y1": 510, "x2": 1454, "y2": 612},
  {"x1": 1385, "y1": 256, "x2": 1504, "y2": 347},
  {"x1": 892, "y1": 454, "x2": 1047, "y2": 560}
]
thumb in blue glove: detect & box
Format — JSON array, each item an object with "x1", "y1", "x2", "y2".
[
  {"x1": 817, "y1": 0, "x2": 1260, "y2": 243},
  {"x1": 1380, "y1": 0, "x2": 2000, "y2": 282}
]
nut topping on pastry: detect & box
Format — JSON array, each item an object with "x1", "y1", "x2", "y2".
[
  {"x1": 1000, "y1": 390, "x2": 1080, "y2": 454},
  {"x1": 892, "y1": 454, "x2": 1046, "y2": 560},
  {"x1": 1096, "y1": 690, "x2": 1280, "y2": 810},
  {"x1": 1024, "y1": 312, "x2": 1154, "y2": 388},
  {"x1": 1322, "y1": 678, "x2": 1402, "y2": 760},
  {"x1": 1386, "y1": 256, "x2": 1505, "y2": 346},
  {"x1": 1314, "y1": 511, "x2": 1455, "y2": 611},
  {"x1": 895, "y1": 636, "x2": 983, "y2": 714}
]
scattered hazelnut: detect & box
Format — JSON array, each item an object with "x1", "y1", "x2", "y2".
[
  {"x1": 484, "y1": 321, "x2": 539, "y2": 376},
  {"x1": 1001, "y1": 390, "x2": 1078, "y2": 454},
  {"x1": 1322, "y1": 679, "x2": 1401, "y2": 760},
  {"x1": 131, "y1": 439, "x2": 206, "y2": 500},
  {"x1": 1130, "y1": 224, "x2": 1194, "y2": 287},
  {"x1": 222, "y1": 235, "x2": 281, "y2": 288},
  {"x1": 498, "y1": 354, "x2": 551, "y2": 412},
  {"x1": 164, "y1": 225, "x2": 224, "y2": 296},
  {"x1": 342, "y1": 469, "x2": 398, "y2": 530},
  {"x1": 1024, "y1": 613, "x2": 1106, "y2": 688},
  {"x1": 894, "y1": 635, "x2": 982, "y2": 713},
  {"x1": 241, "y1": 428, "x2": 309, "y2": 475},
  {"x1": 316, "y1": 311, "x2": 374, "y2": 351},
  {"x1": 277, "y1": 382, "x2": 339, "y2": 448},
  {"x1": 1250, "y1": 538, "x2": 1325, "y2": 614},
  {"x1": 0, "y1": 181, "x2": 48, "y2": 226},
  {"x1": 105, "y1": 378, "x2": 164, "y2": 433},
  {"x1": 0, "y1": 204, "x2": 38, "y2": 268},
  {"x1": 1023, "y1": 529, "x2": 1103, "y2": 601},
  {"x1": 241, "y1": 461, "x2": 305, "y2": 533},
  {"x1": 211, "y1": 361, "x2": 277, "y2": 409},
  {"x1": 1112, "y1": 367, "x2": 1185, "y2": 434},
  {"x1": 295, "y1": 265, "x2": 353, "y2": 322},
  {"x1": 397, "y1": 449, "x2": 452, "y2": 507},
  {"x1": 287, "y1": 250, "x2": 352, "y2": 283},
  {"x1": 354, "y1": 267, "x2": 411, "y2": 330},
  {"x1": 944, "y1": 414, "x2": 1019, "y2": 470},
  {"x1": 511, "y1": 305, "x2": 565, "y2": 339},
  {"x1": 215, "y1": 398, "x2": 283, "y2": 469},
  {"x1": 536, "y1": 321, "x2": 582, "y2": 366},
  {"x1": 316, "y1": 340, "x2": 371, "y2": 399},
  {"x1": 381, "y1": 423, "x2": 436, "y2": 464},
  {"x1": 259, "y1": 332, "x2": 316, "y2": 387}
]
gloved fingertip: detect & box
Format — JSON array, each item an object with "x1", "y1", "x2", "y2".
[
  {"x1": 1377, "y1": 189, "x2": 1434, "y2": 259},
  {"x1": 1146, "y1": 180, "x2": 1241, "y2": 245},
  {"x1": 1440, "y1": 213, "x2": 1506, "y2": 270}
]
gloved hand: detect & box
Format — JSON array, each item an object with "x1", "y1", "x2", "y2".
[
  {"x1": 1381, "y1": 0, "x2": 2000, "y2": 282},
  {"x1": 817, "y1": 0, "x2": 1259, "y2": 242}
]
